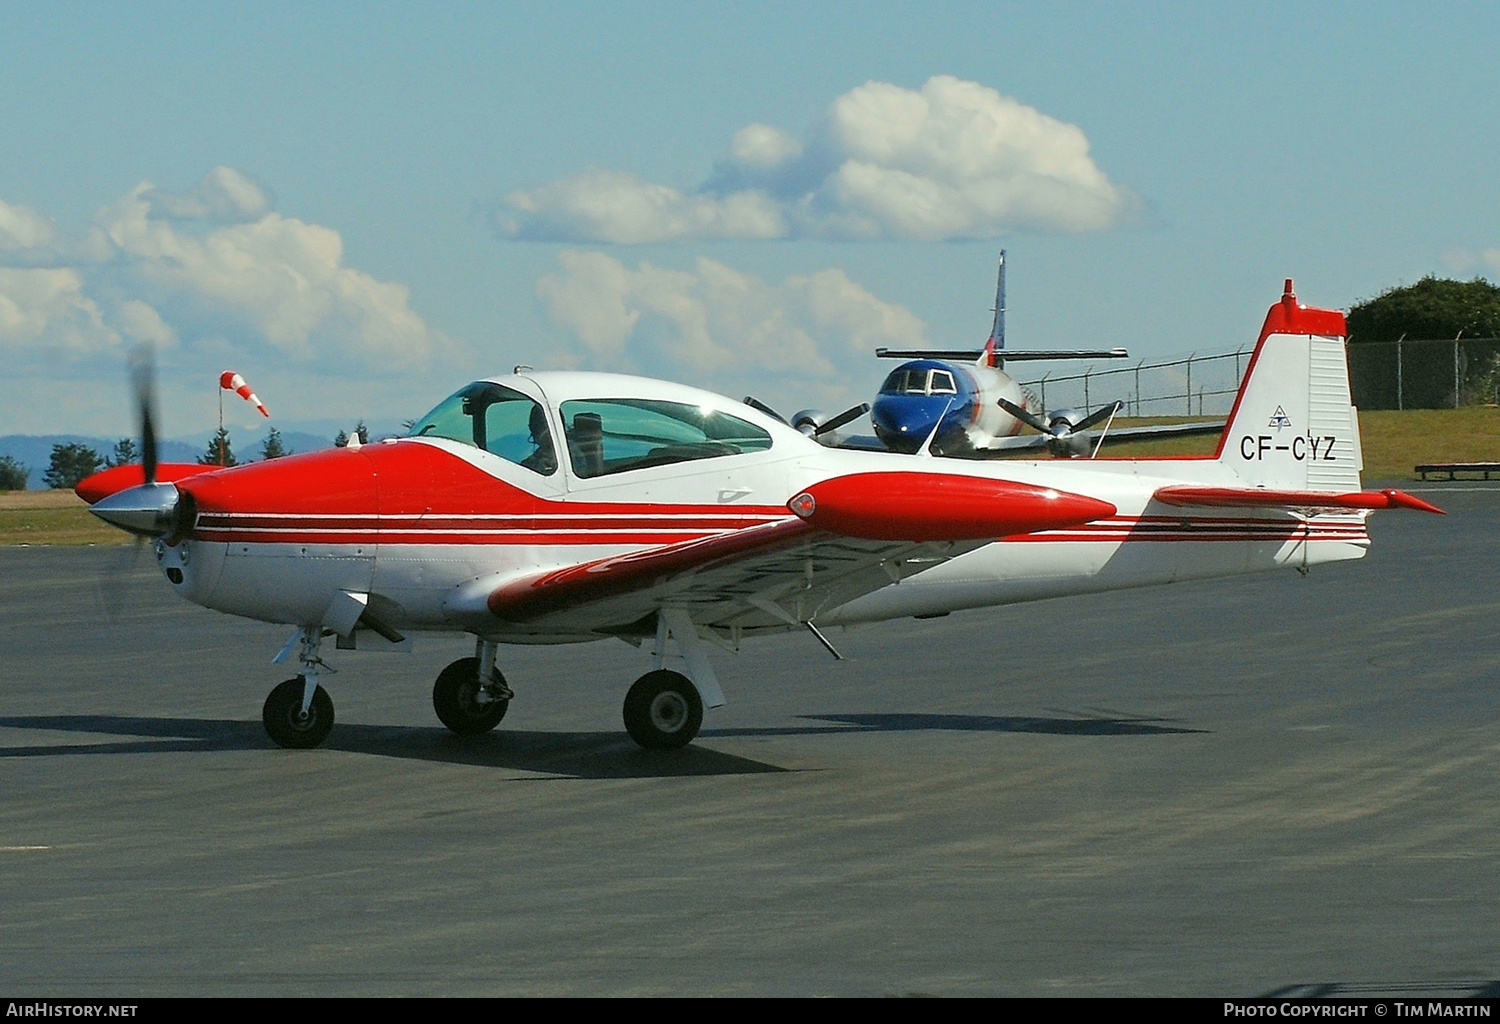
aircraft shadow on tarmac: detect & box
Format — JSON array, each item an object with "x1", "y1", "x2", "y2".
[{"x1": 0, "y1": 709, "x2": 1202, "y2": 779}]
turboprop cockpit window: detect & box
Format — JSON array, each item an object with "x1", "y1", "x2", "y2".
[
  {"x1": 558, "y1": 399, "x2": 772, "y2": 479},
  {"x1": 408, "y1": 382, "x2": 557, "y2": 475}
]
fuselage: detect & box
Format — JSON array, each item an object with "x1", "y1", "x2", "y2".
[{"x1": 150, "y1": 369, "x2": 1369, "y2": 644}]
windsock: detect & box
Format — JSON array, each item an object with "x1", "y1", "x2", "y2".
[{"x1": 220, "y1": 370, "x2": 269, "y2": 417}]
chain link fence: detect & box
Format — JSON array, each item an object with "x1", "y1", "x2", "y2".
[
  {"x1": 1346, "y1": 338, "x2": 1500, "y2": 409},
  {"x1": 1018, "y1": 350, "x2": 1248, "y2": 418},
  {"x1": 1015, "y1": 337, "x2": 1500, "y2": 418}
]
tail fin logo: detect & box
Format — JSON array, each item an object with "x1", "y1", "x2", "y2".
[{"x1": 1268, "y1": 406, "x2": 1292, "y2": 430}]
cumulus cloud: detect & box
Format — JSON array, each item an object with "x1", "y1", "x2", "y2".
[
  {"x1": 0, "y1": 169, "x2": 447, "y2": 373},
  {"x1": 492, "y1": 76, "x2": 1132, "y2": 243},
  {"x1": 536, "y1": 250, "x2": 925, "y2": 406},
  {"x1": 0, "y1": 199, "x2": 56, "y2": 251},
  {"x1": 142, "y1": 165, "x2": 274, "y2": 222}
]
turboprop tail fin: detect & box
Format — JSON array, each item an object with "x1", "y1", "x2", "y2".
[{"x1": 1214, "y1": 280, "x2": 1362, "y2": 492}]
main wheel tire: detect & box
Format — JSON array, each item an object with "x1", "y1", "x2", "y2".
[
  {"x1": 433, "y1": 657, "x2": 510, "y2": 735},
  {"x1": 623, "y1": 670, "x2": 703, "y2": 750},
  {"x1": 263, "y1": 677, "x2": 335, "y2": 749}
]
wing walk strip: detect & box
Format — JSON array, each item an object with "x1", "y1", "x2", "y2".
[{"x1": 193, "y1": 511, "x2": 1365, "y2": 546}]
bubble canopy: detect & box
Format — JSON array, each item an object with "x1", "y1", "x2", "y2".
[{"x1": 409, "y1": 380, "x2": 773, "y2": 479}]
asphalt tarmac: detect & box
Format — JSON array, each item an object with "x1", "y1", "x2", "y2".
[{"x1": 1, "y1": 483, "x2": 1496, "y2": 997}]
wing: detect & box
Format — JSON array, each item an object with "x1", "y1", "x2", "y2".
[
  {"x1": 969, "y1": 420, "x2": 1228, "y2": 457},
  {"x1": 482, "y1": 518, "x2": 983, "y2": 639},
  {"x1": 463, "y1": 472, "x2": 1117, "y2": 639},
  {"x1": 833, "y1": 433, "x2": 889, "y2": 452}
]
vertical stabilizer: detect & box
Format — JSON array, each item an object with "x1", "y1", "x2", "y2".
[
  {"x1": 989, "y1": 249, "x2": 1007, "y2": 351},
  {"x1": 1217, "y1": 281, "x2": 1362, "y2": 492}
]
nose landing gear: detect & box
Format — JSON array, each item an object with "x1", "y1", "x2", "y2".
[{"x1": 263, "y1": 676, "x2": 335, "y2": 749}]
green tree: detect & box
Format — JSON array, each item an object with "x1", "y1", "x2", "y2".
[
  {"x1": 0, "y1": 455, "x2": 29, "y2": 491},
  {"x1": 105, "y1": 437, "x2": 140, "y2": 467},
  {"x1": 333, "y1": 429, "x2": 349, "y2": 448},
  {"x1": 260, "y1": 427, "x2": 290, "y2": 460},
  {"x1": 198, "y1": 427, "x2": 238, "y2": 467},
  {"x1": 1347, "y1": 276, "x2": 1500, "y2": 408},
  {"x1": 1347, "y1": 276, "x2": 1500, "y2": 345},
  {"x1": 43, "y1": 443, "x2": 103, "y2": 489}
]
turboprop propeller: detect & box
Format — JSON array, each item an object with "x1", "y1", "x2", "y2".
[
  {"x1": 997, "y1": 396, "x2": 1123, "y2": 458},
  {"x1": 743, "y1": 396, "x2": 871, "y2": 447}
]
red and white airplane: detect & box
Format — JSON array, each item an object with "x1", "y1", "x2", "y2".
[{"x1": 78, "y1": 281, "x2": 1441, "y2": 751}]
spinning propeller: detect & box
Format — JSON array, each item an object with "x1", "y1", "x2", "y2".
[{"x1": 89, "y1": 348, "x2": 188, "y2": 539}]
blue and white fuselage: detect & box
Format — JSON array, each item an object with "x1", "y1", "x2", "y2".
[{"x1": 870, "y1": 357, "x2": 1028, "y2": 455}]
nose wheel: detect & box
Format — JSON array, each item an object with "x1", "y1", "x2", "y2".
[
  {"x1": 263, "y1": 677, "x2": 335, "y2": 749},
  {"x1": 623, "y1": 670, "x2": 703, "y2": 749},
  {"x1": 432, "y1": 656, "x2": 512, "y2": 735}
]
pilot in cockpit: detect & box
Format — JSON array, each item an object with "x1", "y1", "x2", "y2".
[{"x1": 520, "y1": 402, "x2": 557, "y2": 475}]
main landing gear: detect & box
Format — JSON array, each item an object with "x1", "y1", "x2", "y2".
[
  {"x1": 623, "y1": 670, "x2": 704, "y2": 749},
  {"x1": 258, "y1": 611, "x2": 724, "y2": 751},
  {"x1": 432, "y1": 640, "x2": 513, "y2": 735}
]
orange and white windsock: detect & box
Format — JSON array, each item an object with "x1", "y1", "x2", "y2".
[{"x1": 220, "y1": 370, "x2": 269, "y2": 417}]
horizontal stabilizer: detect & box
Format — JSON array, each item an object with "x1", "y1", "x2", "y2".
[
  {"x1": 876, "y1": 348, "x2": 1127, "y2": 362},
  {"x1": 1154, "y1": 486, "x2": 1444, "y2": 514}
]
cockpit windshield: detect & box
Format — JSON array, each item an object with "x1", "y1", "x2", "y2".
[
  {"x1": 879, "y1": 368, "x2": 959, "y2": 396},
  {"x1": 407, "y1": 382, "x2": 557, "y2": 475}
]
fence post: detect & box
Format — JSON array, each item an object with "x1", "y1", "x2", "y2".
[
  {"x1": 1185, "y1": 354, "x2": 1194, "y2": 415},
  {"x1": 1396, "y1": 336, "x2": 1404, "y2": 411},
  {"x1": 1455, "y1": 337, "x2": 1461, "y2": 409},
  {"x1": 1084, "y1": 369, "x2": 1090, "y2": 412}
]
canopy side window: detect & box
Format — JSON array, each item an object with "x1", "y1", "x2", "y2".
[
  {"x1": 560, "y1": 399, "x2": 772, "y2": 479},
  {"x1": 408, "y1": 382, "x2": 557, "y2": 475},
  {"x1": 929, "y1": 369, "x2": 958, "y2": 395}
]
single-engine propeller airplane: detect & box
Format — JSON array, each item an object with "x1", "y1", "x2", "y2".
[
  {"x1": 77, "y1": 279, "x2": 1441, "y2": 752},
  {"x1": 791, "y1": 252, "x2": 1228, "y2": 458}
]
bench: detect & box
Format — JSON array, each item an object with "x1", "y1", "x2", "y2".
[{"x1": 1415, "y1": 463, "x2": 1500, "y2": 481}]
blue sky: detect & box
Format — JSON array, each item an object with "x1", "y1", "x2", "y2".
[{"x1": 3, "y1": 1, "x2": 1498, "y2": 439}]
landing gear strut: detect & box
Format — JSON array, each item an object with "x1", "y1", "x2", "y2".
[
  {"x1": 623, "y1": 670, "x2": 703, "y2": 749},
  {"x1": 432, "y1": 640, "x2": 513, "y2": 735},
  {"x1": 263, "y1": 677, "x2": 334, "y2": 749},
  {"x1": 263, "y1": 626, "x2": 336, "y2": 749}
]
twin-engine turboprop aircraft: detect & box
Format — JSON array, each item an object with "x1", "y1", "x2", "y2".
[
  {"x1": 79, "y1": 281, "x2": 1441, "y2": 751},
  {"x1": 812, "y1": 251, "x2": 1227, "y2": 458}
]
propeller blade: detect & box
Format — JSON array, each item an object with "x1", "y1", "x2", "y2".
[
  {"x1": 1071, "y1": 400, "x2": 1124, "y2": 434},
  {"x1": 813, "y1": 403, "x2": 871, "y2": 437},
  {"x1": 997, "y1": 397, "x2": 1050, "y2": 435},
  {"x1": 742, "y1": 396, "x2": 789, "y2": 425},
  {"x1": 129, "y1": 347, "x2": 159, "y2": 485}
]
